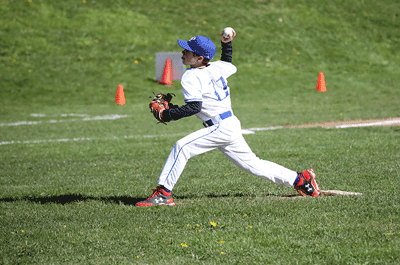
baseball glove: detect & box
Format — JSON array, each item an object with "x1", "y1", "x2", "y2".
[{"x1": 149, "y1": 92, "x2": 175, "y2": 124}]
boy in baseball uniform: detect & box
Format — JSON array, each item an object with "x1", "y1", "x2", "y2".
[{"x1": 137, "y1": 29, "x2": 320, "y2": 206}]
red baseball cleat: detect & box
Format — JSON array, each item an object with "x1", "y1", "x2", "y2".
[
  {"x1": 136, "y1": 186, "x2": 175, "y2": 206},
  {"x1": 294, "y1": 169, "x2": 320, "y2": 197}
]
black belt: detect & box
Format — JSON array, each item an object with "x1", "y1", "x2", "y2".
[{"x1": 203, "y1": 110, "x2": 232, "y2": 127}]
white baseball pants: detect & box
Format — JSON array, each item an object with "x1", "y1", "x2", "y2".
[{"x1": 158, "y1": 115, "x2": 298, "y2": 190}]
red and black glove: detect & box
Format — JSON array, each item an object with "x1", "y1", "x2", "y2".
[{"x1": 149, "y1": 93, "x2": 175, "y2": 124}]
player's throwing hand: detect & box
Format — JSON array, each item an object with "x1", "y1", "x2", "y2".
[{"x1": 221, "y1": 27, "x2": 236, "y2": 43}]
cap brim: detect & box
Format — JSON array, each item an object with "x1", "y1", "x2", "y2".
[{"x1": 178, "y1": 39, "x2": 193, "y2": 52}]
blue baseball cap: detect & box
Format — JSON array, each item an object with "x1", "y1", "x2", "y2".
[{"x1": 178, "y1": 36, "x2": 216, "y2": 60}]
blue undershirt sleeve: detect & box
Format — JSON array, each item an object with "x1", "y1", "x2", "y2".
[
  {"x1": 162, "y1": 101, "x2": 202, "y2": 122},
  {"x1": 221, "y1": 41, "x2": 232, "y2": 63}
]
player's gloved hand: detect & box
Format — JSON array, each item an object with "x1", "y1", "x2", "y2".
[{"x1": 149, "y1": 92, "x2": 175, "y2": 124}]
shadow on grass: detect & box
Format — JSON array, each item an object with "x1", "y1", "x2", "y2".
[
  {"x1": 0, "y1": 194, "x2": 143, "y2": 206},
  {"x1": 0, "y1": 192, "x2": 301, "y2": 205}
]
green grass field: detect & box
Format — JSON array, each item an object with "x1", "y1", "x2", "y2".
[{"x1": 1, "y1": 0, "x2": 400, "y2": 264}]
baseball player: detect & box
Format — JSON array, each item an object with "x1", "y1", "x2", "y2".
[{"x1": 137, "y1": 29, "x2": 320, "y2": 206}]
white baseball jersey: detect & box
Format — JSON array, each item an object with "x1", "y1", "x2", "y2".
[
  {"x1": 181, "y1": 61, "x2": 236, "y2": 121},
  {"x1": 157, "y1": 61, "x2": 298, "y2": 191}
]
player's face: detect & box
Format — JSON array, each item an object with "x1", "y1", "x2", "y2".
[{"x1": 181, "y1": 49, "x2": 204, "y2": 68}]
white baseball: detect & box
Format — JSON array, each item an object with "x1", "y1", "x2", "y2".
[{"x1": 223, "y1": 27, "x2": 235, "y2": 38}]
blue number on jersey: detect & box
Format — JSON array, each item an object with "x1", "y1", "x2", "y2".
[{"x1": 212, "y1": 76, "x2": 229, "y2": 101}]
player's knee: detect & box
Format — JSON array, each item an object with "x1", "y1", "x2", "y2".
[
  {"x1": 173, "y1": 140, "x2": 184, "y2": 154},
  {"x1": 173, "y1": 140, "x2": 191, "y2": 158}
]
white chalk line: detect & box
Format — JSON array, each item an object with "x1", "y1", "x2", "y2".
[
  {"x1": 30, "y1": 113, "x2": 89, "y2": 118},
  {"x1": 335, "y1": 119, "x2": 400, "y2": 128},
  {"x1": 0, "y1": 133, "x2": 189, "y2": 146},
  {"x1": 1, "y1": 114, "x2": 129, "y2": 127},
  {"x1": 1, "y1": 117, "x2": 399, "y2": 146}
]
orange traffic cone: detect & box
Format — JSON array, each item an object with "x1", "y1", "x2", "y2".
[
  {"x1": 316, "y1": 72, "x2": 327, "y2": 92},
  {"x1": 115, "y1": 84, "x2": 126, "y2": 105},
  {"x1": 158, "y1": 58, "x2": 173, "y2": 86}
]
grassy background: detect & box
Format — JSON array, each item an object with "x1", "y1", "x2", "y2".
[{"x1": 1, "y1": 0, "x2": 399, "y2": 264}]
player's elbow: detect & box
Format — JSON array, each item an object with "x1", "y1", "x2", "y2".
[{"x1": 189, "y1": 101, "x2": 202, "y2": 114}]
